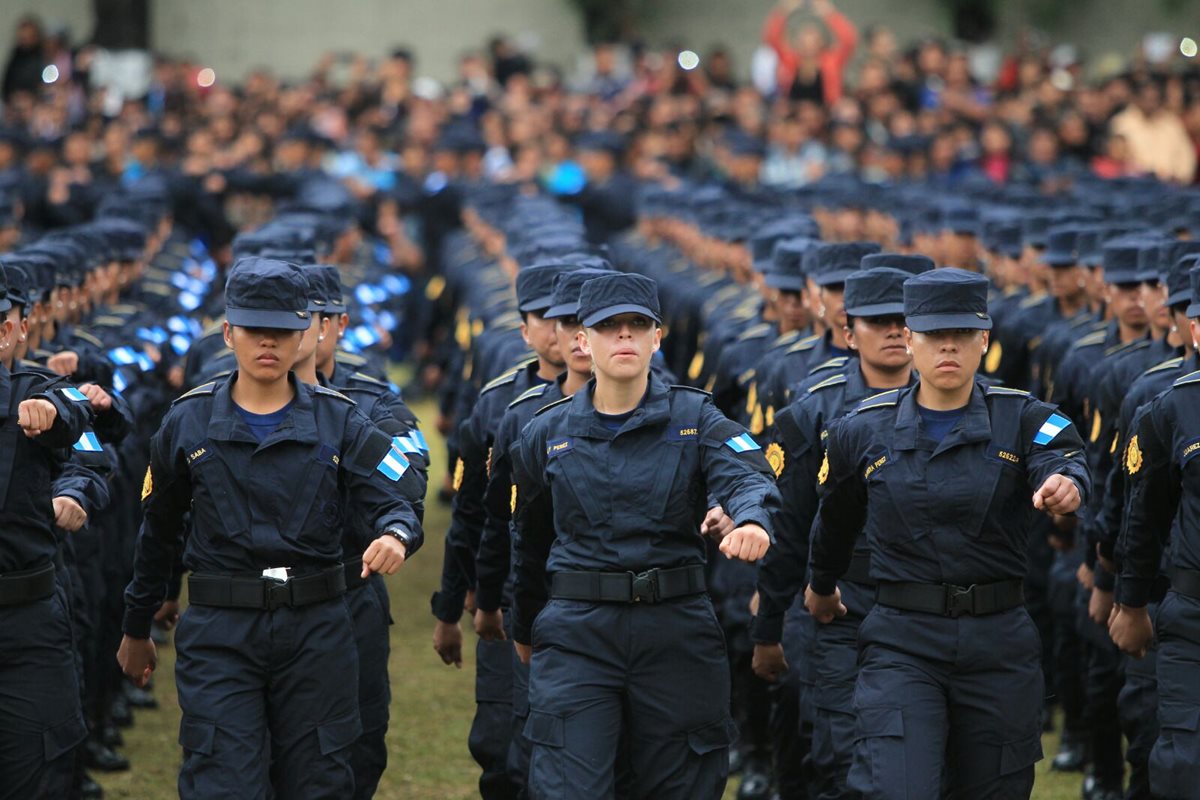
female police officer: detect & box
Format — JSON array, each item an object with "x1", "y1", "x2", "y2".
[
  {"x1": 117, "y1": 257, "x2": 424, "y2": 799},
  {"x1": 806, "y1": 268, "x2": 1089, "y2": 799},
  {"x1": 509, "y1": 272, "x2": 780, "y2": 799}
]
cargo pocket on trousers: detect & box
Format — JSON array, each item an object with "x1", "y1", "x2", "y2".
[
  {"x1": 683, "y1": 717, "x2": 738, "y2": 792},
  {"x1": 317, "y1": 713, "x2": 363, "y2": 756},
  {"x1": 999, "y1": 733, "x2": 1043, "y2": 775},
  {"x1": 849, "y1": 707, "x2": 905, "y2": 795},
  {"x1": 1150, "y1": 703, "x2": 1200, "y2": 798},
  {"x1": 178, "y1": 718, "x2": 216, "y2": 756},
  {"x1": 523, "y1": 710, "x2": 565, "y2": 798},
  {"x1": 43, "y1": 714, "x2": 87, "y2": 762},
  {"x1": 686, "y1": 717, "x2": 738, "y2": 756}
]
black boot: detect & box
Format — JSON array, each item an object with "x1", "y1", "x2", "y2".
[
  {"x1": 83, "y1": 739, "x2": 129, "y2": 772},
  {"x1": 1052, "y1": 730, "x2": 1088, "y2": 772},
  {"x1": 81, "y1": 771, "x2": 105, "y2": 798}
]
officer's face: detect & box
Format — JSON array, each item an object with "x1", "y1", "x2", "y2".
[
  {"x1": 580, "y1": 314, "x2": 661, "y2": 382},
  {"x1": 1048, "y1": 265, "x2": 1085, "y2": 300},
  {"x1": 818, "y1": 286, "x2": 845, "y2": 329},
  {"x1": 774, "y1": 289, "x2": 808, "y2": 332},
  {"x1": 521, "y1": 311, "x2": 564, "y2": 369},
  {"x1": 224, "y1": 324, "x2": 302, "y2": 382},
  {"x1": 907, "y1": 328, "x2": 988, "y2": 392},
  {"x1": 1141, "y1": 280, "x2": 1170, "y2": 329},
  {"x1": 1107, "y1": 283, "x2": 1148, "y2": 329},
  {"x1": 554, "y1": 318, "x2": 592, "y2": 375},
  {"x1": 296, "y1": 314, "x2": 330, "y2": 364},
  {"x1": 848, "y1": 316, "x2": 910, "y2": 371},
  {"x1": 316, "y1": 314, "x2": 345, "y2": 371}
]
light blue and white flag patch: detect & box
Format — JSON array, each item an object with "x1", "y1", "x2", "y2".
[
  {"x1": 376, "y1": 447, "x2": 411, "y2": 481},
  {"x1": 725, "y1": 433, "x2": 761, "y2": 453},
  {"x1": 392, "y1": 432, "x2": 428, "y2": 457},
  {"x1": 60, "y1": 387, "x2": 89, "y2": 402},
  {"x1": 73, "y1": 431, "x2": 103, "y2": 452},
  {"x1": 1033, "y1": 413, "x2": 1072, "y2": 445}
]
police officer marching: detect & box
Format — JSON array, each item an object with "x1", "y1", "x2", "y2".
[
  {"x1": 806, "y1": 268, "x2": 1090, "y2": 798},
  {"x1": 509, "y1": 272, "x2": 780, "y2": 799}
]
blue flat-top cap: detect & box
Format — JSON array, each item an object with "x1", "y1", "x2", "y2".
[
  {"x1": 302, "y1": 264, "x2": 347, "y2": 313},
  {"x1": 545, "y1": 267, "x2": 615, "y2": 319},
  {"x1": 578, "y1": 273, "x2": 661, "y2": 328},
  {"x1": 517, "y1": 262, "x2": 577, "y2": 313},
  {"x1": 1157, "y1": 241, "x2": 1200, "y2": 290},
  {"x1": 1188, "y1": 263, "x2": 1200, "y2": 319},
  {"x1": 1041, "y1": 227, "x2": 1080, "y2": 267},
  {"x1": 1, "y1": 261, "x2": 30, "y2": 308},
  {"x1": 860, "y1": 252, "x2": 934, "y2": 276},
  {"x1": 225, "y1": 257, "x2": 312, "y2": 330},
  {"x1": 1102, "y1": 243, "x2": 1143, "y2": 285},
  {"x1": 1167, "y1": 253, "x2": 1200, "y2": 308},
  {"x1": 0, "y1": 263, "x2": 13, "y2": 313},
  {"x1": 811, "y1": 242, "x2": 881, "y2": 287},
  {"x1": 765, "y1": 238, "x2": 815, "y2": 292},
  {"x1": 903, "y1": 268, "x2": 992, "y2": 332},
  {"x1": 844, "y1": 267, "x2": 910, "y2": 317}
]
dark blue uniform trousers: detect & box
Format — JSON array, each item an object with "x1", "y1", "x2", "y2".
[
  {"x1": 509, "y1": 627, "x2": 532, "y2": 797},
  {"x1": 0, "y1": 584, "x2": 88, "y2": 800},
  {"x1": 472, "y1": 633, "x2": 517, "y2": 799},
  {"x1": 770, "y1": 596, "x2": 815, "y2": 800},
  {"x1": 1117, "y1": 629, "x2": 1158, "y2": 800},
  {"x1": 525, "y1": 596, "x2": 737, "y2": 800},
  {"x1": 847, "y1": 605, "x2": 1043, "y2": 799},
  {"x1": 174, "y1": 598, "x2": 361, "y2": 799},
  {"x1": 346, "y1": 575, "x2": 392, "y2": 800},
  {"x1": 1150, "y1": 591, "x2": 1200, "y2": 800},
  {"x1": 812, "y1": 580, "x2": 874, "y2": 800}
]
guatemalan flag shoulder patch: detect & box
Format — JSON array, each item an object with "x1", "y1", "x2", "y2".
[{"x1": 1033, "y1": 413, "x2": 1072, "y2": 446}]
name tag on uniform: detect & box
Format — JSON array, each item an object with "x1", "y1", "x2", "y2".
[
  {"x1": 986, "y1": 445, "x2": 1023, "y2": 469},
  {"x1": 1181, "y1": 437, "x2": 1200, "y2": 467},
  {"x1": 186, "y1": 443, "x2": 212, "y2": 466},
  {"x1": 546, "y1": 437, "x2": 574, "y2": 458}
]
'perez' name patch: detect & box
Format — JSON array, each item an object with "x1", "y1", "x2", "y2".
[{"x1": 546, "y1": 437, "x2": 574, "y2": 457}]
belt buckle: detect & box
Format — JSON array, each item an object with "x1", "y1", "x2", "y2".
[
  {"x1": 630, "y1": 570, "x2": 660, "y2": 604},
  {"x1": 263, "y1": 568, "x2": 292, "y2": 611},
  {"x1": 262, "y1": 567, "x2": 291, "y2": 584},
  {"x1": 945, "y1": 584, "x2": 975, "y2": 618}
]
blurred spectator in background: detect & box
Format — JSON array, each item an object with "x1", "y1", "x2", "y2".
[
  {"x1": 762, "y1": 0, "x2": 857, "y2": 105},
  {"x1": 1110, "y1": 78, "x2": 1196, "y2": 182},
  {"x1": 3, "y1": 15, "x2": 45, "y2": 102}
]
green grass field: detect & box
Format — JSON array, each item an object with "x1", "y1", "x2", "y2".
[{"x1": 96, "y1": 395, "x2": 1088, "y2": 799}]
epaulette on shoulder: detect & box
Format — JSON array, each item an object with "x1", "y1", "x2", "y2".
[
  {"x1": 350, "y1": 371, "x2": 387, "y2": 387},
  {"x1": 90, "y1": 316, "x2": 126, "y2": 328},
  {"x1": 810, "y1": 356, "x2": 849, "y2": 374},
  {"x1": 1144, "y1": 356, "x2": 1184, "y2": 376},
  {"x1": 785, "y1": 334, "x2": 821, "y2": 355},
  {"x1": 735, "y1": 323, "x2": 772, "y2": 343},
  {"x1": 142, "y1": 283, "x2": 173, "y2": 296},
  {"x1": 202, "y1": 319, "x2": 226, "y2": 338},
  {"x1": 670, "y1": 384, "x2": 712, "y2": 397},
  {"x1": 1072, "y1": 330, "x2": 1107, "y2": 349},
  {"x1": 1105, "y1": 339, "x2": 1148, "y2": 358},
  {"x1": 480, "y1": 368, "x2": 521, "y2": 395},
  {"x1": 855, "y1": 389, "x2": 899, "y2": 411},
  {"x1": 110, "y1": 304, "x2": 138, "y2": 314},
  {"x1": 986, "y1": 385, "x2": 1030, "y2": 398},
  {"x1": 1018, "y1": 293, "x2": 1047, "y2": 310},
  {"x1": 770, "y1": 330, "x2": 802, "y2": 349},
  {"x1": 72, "y1": 330, "x2": 104, "y2": 348},
  {"x1": 509, "y1": 383, "x2": 549, "y2": 408},
  {"x1": 174, "y1": 382, "x2": 216, "y2": 403},
  {"x1": 314, "y1": 384, "x2": 354, "y2": 403},
  {"x1": 809, "y1": 373, "x2": 847, "y2": 392},
  {"x1": 533, "y1": 395, "x2": 572, "y2": 416},
  {"x1": 335, "y1": 351, "x2": 368, "y2": 367},
  {"x1": 1173, "y1": 370, "x2": 1200, "y2": 388}
]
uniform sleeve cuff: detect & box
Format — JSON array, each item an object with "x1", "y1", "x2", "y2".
[
  {"x1": 475, "y1": 584, "x2": 503, "y2": 613},
  {"x1": 1093, "y1": 566, "x2": 1116, "y2": 592},
  {"x1": 430, "y1": 590, "x2": 464, "y2": 623},
  {"x1": 809, "y1": 572, "x2": 838, "y2": 596},
  {"x1": 1115, "y1": 578, "x2": 1150, "y2": 609},
  {"x1": 750, "y1": 612, "x2": 784, "y2": 644},
  {"x1": 122, "y1": 610, "x2": 153, "y2": 640}
]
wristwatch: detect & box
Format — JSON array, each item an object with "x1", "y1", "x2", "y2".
[{"x1": 384, "y1": 527, "x2": 413, "y2": 552}]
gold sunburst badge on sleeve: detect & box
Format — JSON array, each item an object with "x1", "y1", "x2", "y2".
[
  {"x1": 1125, "y1": 435, "x2": 1143, "y2": 475},
  {"x1": 765, "y1": 442, "x2": 785, "y2": 477}
]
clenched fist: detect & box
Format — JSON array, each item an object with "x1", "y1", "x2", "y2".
[{"x1": 17, "y1": 398, "x2": 58, "y2": 437}]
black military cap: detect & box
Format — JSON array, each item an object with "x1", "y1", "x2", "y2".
[
  {"x1": 860, "y1": 253, "x2": 934, "y2": 275},
  {"x1": 1167, "y1": 253, "x2": 1200, "y2": 308},
  {"x1": 1101, "y1": 242, "x2": 1143, "y2": 285},
  {"x1": 545, "y1": 267, "x2": 615, "y2": 319},
  {"x1": 578, "y1": 273, "x2": 661, "y2": 328},
  {"x1": 903, "y1": 268, "x2": 992, "y2": 332},
  {"x1": 810, "y1": 242, "x2": 881, "y2": 287},
  {"x1": 765, "y1": 238, "x2": 815, "y2": 292},
  {"x1": 845, "y1": 267, "x2": 910, "y2": 317},
  {"x1": 517, "y1": 262, "x2": 577, "y2": 313},
  {"x1": 26, "y1": 241, "x2": 84, "y2": 288},
  {"x1": 1157, "y1": 241, "x2": 1200, "y2": 286},
  {"x1": 224, "y1": 257, "x2": 311, "y2": 330},
  {"x1": 1189, "y1": 263, "x2": 1200, "y2": 319},
  {"x1": 940, "y1": 205, "x2": 980, "y2": 236}
]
